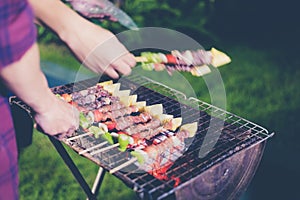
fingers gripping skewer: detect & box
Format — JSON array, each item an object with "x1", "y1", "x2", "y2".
[{"x1": 109, "y1": 157, "x2": 138, "y2": 174}]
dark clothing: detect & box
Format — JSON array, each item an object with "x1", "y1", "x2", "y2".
[{"x1": 0, "y1": 0, "x2": 36, "y2": 199}]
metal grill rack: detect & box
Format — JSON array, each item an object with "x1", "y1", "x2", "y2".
[{"x1": 10, "y1": 74, "x2": 274, "y2": 200}]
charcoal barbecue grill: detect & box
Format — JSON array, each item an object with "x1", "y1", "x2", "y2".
[{"x1": 10, "y1": 74, "x2": 274, "y2": 200}]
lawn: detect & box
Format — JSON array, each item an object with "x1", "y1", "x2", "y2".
[{"x1": 18, "y1": 42, "x2": 300, "y2": 200}]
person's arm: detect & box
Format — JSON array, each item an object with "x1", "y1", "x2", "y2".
[
  {"x1": 0, "y1": 43, "x2": 79, "y2": 136},
  {"x1": 28, "y1": 0, "x2": 136, "y2": 79}
]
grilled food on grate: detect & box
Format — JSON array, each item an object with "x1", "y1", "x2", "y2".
[
  {"x1": 10, "y1": 75, "x2": 273, "y2": 199},
  {"x1": 58, "y1": 80, "x2": 197, "y2": 176}
]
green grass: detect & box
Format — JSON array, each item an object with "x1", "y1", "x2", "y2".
[
  {"x1": 19, "y1": 131, "x2": 137, "y2": 200},
  {"x1": 18, "y1": 42, "x2": 300, "y2": 199},
  {"x1": 39, "y1": 43, "x2": 81, "y2": 71}
]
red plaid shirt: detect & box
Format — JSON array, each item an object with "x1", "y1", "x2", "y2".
[{"x1": 0, "y1": 0, "x2": 36, "y2": 199}]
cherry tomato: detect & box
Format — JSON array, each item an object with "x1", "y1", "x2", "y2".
[
  {"x1": 166, "y1": 54, "x2": 177, "y2": 64},
  {"x1": 105, "y1": 121, "x2": 117, "y2": 130}
]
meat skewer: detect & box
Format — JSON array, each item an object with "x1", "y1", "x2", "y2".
[
  {"x1": 129, "y1": 117, "x2": 182, "y2": 141},
  {"x1": 135, "y1": 48, "x2": 231, "y2": 76},
  {"x1": 92, "y1": 105, "x2": 138, "y2": 122},
  {"x1": 78, "y1": 100, "x2": 180, "y2": 146},
  {"x1": 90, "y1": 96, "x2": 142, "y2": 121},
  {"x1": 60, "y1": 82, "x2": 122, "y2": 112},
  {"x1": 109, "y1": 122, "x2": 198, "y2": 174},
  {"x1": 90, "y1": 116, "x2": 182, "y2": 153},
  {"x1": 92, "y1": 95, "x2": 143, "y2": 117},
  {"x1": 90, "y1": 103, "x2": 161, "y2": 130},
  {"x1": 112, "y1": 136, "x2": 182, "y2": 173},
  {"x1": 136, "y1": 48, "x2": 231, "y2": 67},
  {"x1": 114, "y1": 112, "x2": 152, "y2": 130}
]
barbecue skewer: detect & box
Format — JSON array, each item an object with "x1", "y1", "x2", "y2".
[
  {"x1": 66, "y1": 126, "x2": 107, "y2": 141},
  {"x1": 66, "y1": 132, "x2": 92, "y2": 141},
  {"x1": 109, "y1": 157, "x2": 138, "y2": 174},
  {"x1": 90, "y1": 143, "x2": 120, "y2": 155},
  {"x1": 134, "y1": 48, "x2": 231, "y2": 67},
  {"x1": 79, "y1": 141, "x2": 108, "y2": 155},
  {"x1": 87, "y1": 117, "x2": 183, "y2": 155},
  {"x1": 90, "y1": 103, "x2": 162, "y2": 125},
  {"x1": 67, "y1": 112, "x2": 109, "y2": 142},
  {"x1": 108, "y1": 122, "x2": 198, "y2": 173},
  {"x1": 134, "y1": 48, "x2": 231, "y2": 76},
  {"x1": 108, "y1": 137, "x2": 181, "y2": 174}
]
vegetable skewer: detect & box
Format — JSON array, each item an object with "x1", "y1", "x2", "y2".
[
  {"x1": 135, "y1": 48, "x2": 231, "y2": 76},
  {"x1": 135, "y1": 48, "x2": 231, "y2": 67}
]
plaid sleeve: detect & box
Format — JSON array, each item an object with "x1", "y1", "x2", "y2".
[{"x1": 0, "y1": 0, "x2": 37, "y2": 69}]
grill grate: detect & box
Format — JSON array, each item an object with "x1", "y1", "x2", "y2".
[{"x1": 10, "y1": 74, "x2": 273, "y2": 200}]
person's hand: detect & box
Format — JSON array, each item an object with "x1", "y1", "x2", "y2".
[
  {"x1": 28, "y1": 0, "x2": 136, "y2": 79},
  {"x1": 34, "y1": 94, "x2": 79, "y2": 137},
  {"x1": 0, "y1": 43, "x2": 79, "y2": 137},
  {"x1": 63, "y1": 20, "x2": 136, "y2": 79}
]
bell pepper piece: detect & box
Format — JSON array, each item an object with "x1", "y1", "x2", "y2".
[
  {"x1": 102, "y1": 132, "x2": 114, "y2": 144},
  {"x1": 79, "y1": 112, "x2": 91, "y2": 129},
  {"x1": 118, "y1": 134, "x2": 131, "y2": 152}
]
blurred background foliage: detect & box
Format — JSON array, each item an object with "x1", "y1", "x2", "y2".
[
  {"x1": 39, "y1": 0, "x2": 300, "y2": 49},
  {"x1": 38, "y1": 0, "x2": 216, "y2": 44}
]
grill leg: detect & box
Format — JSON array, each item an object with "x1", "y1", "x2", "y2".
[
  {"x1": 87, "y1": 167, "x2": 106, "y2": 200},
  {"x1": 48, "y1": 136, "x2": 97, "y2": 200}
]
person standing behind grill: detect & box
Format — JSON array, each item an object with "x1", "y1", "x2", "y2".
[{"x1": 0, "y1": 0, "x2": 136, "y2": 199}]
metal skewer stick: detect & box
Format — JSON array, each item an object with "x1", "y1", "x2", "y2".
[
  {"x1": 66, "y1": 132, "x2": 92, "y2": 141},
  {"x1": 109, "y1": 157, "x2": 138, "y2": 174},
  {"x1": 90, "y1": 143, "x2": 120, "y2": 155},
  {"x1": 79, "y1": 141, "x2": 108, "y2": 155}
]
